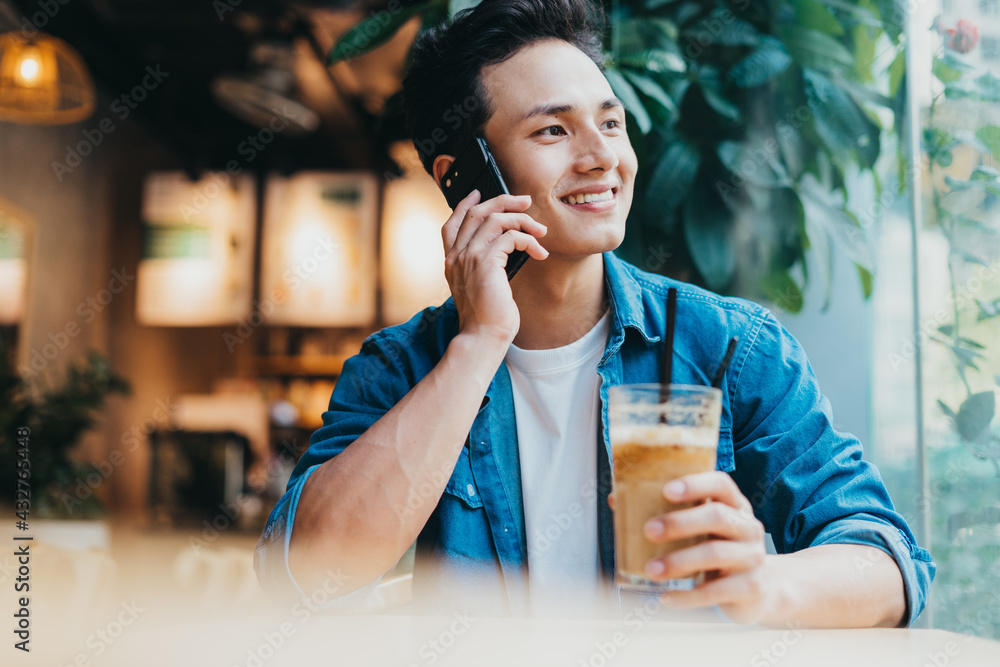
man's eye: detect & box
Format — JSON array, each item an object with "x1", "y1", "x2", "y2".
[
  {"x1": 536, "y1": 125, "x2": 566, "y2": 136},
  {"x1": 603, "y1": 119, "x2": 622, "y2": 130}
]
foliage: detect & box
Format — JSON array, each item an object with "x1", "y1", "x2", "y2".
[
  {"x1": 920, "y1": 16, "x2": 1000, "y2": 638},
  {"x1": 328, "y1": 0, "x2": 907, "y2": 311},
  {"x1": 924, "y1": 23, "x2": 1000, "y2": 477},
  {"x1": 0, "y1": 345, "x2": 130, "y2": 519}
]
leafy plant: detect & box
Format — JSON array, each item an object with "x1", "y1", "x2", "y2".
[
  {"x1": 0, "y1": 345, "x2": 130, "y2": 519},
  {"x1": 328, "y1": 0, "x2": 907, "y2": 311},
  {"x1": 918, "y1": 15, "x2": 1000, "y2": 639},
  {"x1": 924, "y1": 18, "x2": 1000, "y2": 476}
]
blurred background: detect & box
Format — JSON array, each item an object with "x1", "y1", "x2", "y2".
[{"x1": 0, "y1": 0, "x2": 998, "y2": 656}]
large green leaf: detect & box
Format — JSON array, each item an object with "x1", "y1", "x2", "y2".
[
  {"x1": 856, "y1": 264, "x2": 873, "y2": 299},
  {"x1": 782, "y1": 26, "x2": 855, "y2": 73},
  {"x1": 644, "y1": 139, "x2": 700, "y2": 230},
  {"x1": 791, "y1": 0, "x2": 845, "y2": 36},
  {"x1": 804, "y1": 69, "x2": 880, "y2": 167},
  {"x1": 622, "y1": 70, "x2": 679, "y2": 124},
  {"x1": 728, "y1": 36, "x2": 793, "y2": 88},
  {"x1": 976, "y1": 125, "x2": 1000, "y2": 161},
  {"x1": 956, "y1": 392, "x2": 996, "y2": 443},
  {"x1": 683, "y1": 177, "x2": 735, "y2": 289},
  {"x1": 814, "y1": 0, "x2": 883, "y2": 28},
  {"x1": 618, "y1": 49, "x2": 686, "y2": 74},
  {"x1": 888, "y1": 50, "x2": 905, "y2": 97},
  {"x1": 684, "y1": 8, "x2": 760, "y2": 47},
  {"x1": 717, "y1": 139, "x2": 792, "y2": 188},
  {"x1": 798, "y1": 174, "x2": 874, "y2": 270},
  {"x1": 946, "y1": 71, "x2": 1000, "y2": 103},
  {"x1": 604, "y1": 68, "x2": 652, "y2": 134},
  {"x1": 695, "y1": 67, "x2": 742, "y2": 122},
  {"x1": 328, "y1": 1, "x2": 434, "y2": 62},
  {"x1": 760, "y1": 271, "x2": 804, "y2": 313},
  {"x1": 852, "y1": 24, "x2": 876, "y2": 83}
]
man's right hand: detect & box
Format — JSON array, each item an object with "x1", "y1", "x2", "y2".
[{"x1": 442, "y1": 190, "x2": 548, "y2": 346}]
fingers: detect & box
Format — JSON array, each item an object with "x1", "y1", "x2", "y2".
[
  {"x1": 645, "y1": 539, "x2": 765, "y2": 581},
  {"x1": 492, "y1": 229, "x2": 549, "y2": 263},
  {"x1": 662, "y1": 471, "x2": 752, "y2": 512},
  {"x1": 441, "y1": 189, "x2": 482, "y2": 253},
  {"x1": 659, "y1": 568, "x2": 767, "y2": 617},
  {"x1": 466, "y1": 215, "x2": 547, "y2": 259},
  {"x1": 607, "y1": 493, "x2": 614, "y2": 511},
  {"x1": 453, "y1": 194, "x2": 536, "y2": 252},
  {"x1": 643, "y1": 500, "x2": 764, "y2": 544}
]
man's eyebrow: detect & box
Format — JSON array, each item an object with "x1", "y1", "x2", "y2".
[{"x1": 518, "y1": 97, "x2": 625, "y2": 123}]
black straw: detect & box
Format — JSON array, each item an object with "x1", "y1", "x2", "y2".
[
  {"x1": 660, "y1": 288, "x2": 677, "y2": 404},
  {"x1": 711, "y1": 337, "x2": 739, "y2": 389}
]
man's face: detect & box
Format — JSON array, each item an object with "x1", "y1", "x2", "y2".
[{"x1": 478, "y1": 39, "x2": 637, "y2": 259}]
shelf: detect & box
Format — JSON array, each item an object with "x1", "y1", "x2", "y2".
[{"x1": 254, "y1": 354, "x2": 350, "y2": 376}]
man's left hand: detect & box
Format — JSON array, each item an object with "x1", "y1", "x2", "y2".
[{"x1": 640, "y1": 471, "x2": 775, "y2": 624}]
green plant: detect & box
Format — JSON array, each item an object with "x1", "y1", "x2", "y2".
[
  {"x1": 328, "y1": 0, "x2": 907, "y2": 311},
  {"x1": 916, "y1": 15, "x2": 1000, "y2": 639},
  {"x1": 0, "y1": 345, "x2": 130, "y2": 519},
  {"x1": 923, "y1": 17, "x2": 1000, "y2": 475}
]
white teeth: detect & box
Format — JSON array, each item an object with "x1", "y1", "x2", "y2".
[{"x1": 563, "y1": 189, "x2": 614, "y2": 205}]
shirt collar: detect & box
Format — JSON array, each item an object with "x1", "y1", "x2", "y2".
[{"x1": 602, "y1": 251, "x2": 661, "y2": 346}]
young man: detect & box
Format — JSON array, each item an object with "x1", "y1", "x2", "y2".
[{"x1": 255, "y1": 0, "x2": 934, "y2": 626}]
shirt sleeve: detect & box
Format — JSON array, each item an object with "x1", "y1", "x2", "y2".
[
  {"x1": 728, "y1": 310, "x2": 936, "y2": 626},
  {"x1": 253, "y1": 335, "x2": 415, "y2": 604}
]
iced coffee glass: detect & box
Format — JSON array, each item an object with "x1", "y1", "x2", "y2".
[{"x1": 610, "y1": 384, "x2": 722, "y2": 593}]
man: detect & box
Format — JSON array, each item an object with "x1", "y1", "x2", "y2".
[{"x1": 255, "y1": 0, "x2": 934, "y2": 626}]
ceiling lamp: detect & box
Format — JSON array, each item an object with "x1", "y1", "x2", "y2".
[{"x1": 0, "y1": 31, "x2": 95, "y2": 125}]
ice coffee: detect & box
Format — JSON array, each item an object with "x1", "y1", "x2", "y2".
[{"x1": 609, "y1": 385, "x2": 722, "y2": 592}]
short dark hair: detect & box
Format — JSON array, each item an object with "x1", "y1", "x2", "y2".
[{"x1": 401, "y1": 0, "x2": 606, "y2": 176}]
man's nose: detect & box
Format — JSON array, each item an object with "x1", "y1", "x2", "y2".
[{"x1": 574, "y1": 127, "x2": 619, "y2": 172}]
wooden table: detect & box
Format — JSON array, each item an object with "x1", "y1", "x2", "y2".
[{"x1": 18, "y1": 609, "x2": 1000, "y2": 667}]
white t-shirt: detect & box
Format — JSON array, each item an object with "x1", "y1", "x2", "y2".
[{"x1": 504, "y1": 309, "x2": 611, "y2": 617}]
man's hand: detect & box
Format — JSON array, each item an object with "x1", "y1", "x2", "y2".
[
  {"x1": 639, "y1": 471, "x2": 774, "y2": 624},
  {"x1": 442, "y1": 190, "x2": 548, "y2": 346}
]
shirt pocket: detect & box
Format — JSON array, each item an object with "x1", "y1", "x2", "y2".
[
  {"x1": 442, "y1": 444, "x2": 484, "y2": 509},
  {"x1": 716, "y1": 426, "x2": 735, "y2": 473}
]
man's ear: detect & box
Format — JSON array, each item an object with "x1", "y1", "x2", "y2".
[{"x1": 432, "y1": 154, "x2": 456, "y2": 191}]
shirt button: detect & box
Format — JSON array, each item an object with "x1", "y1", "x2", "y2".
[{"x1": 467, "y1": 484, "x2": 476, "y2": 497}]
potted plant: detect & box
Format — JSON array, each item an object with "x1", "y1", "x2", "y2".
[{"x1": 0, "y1": 343, "x2": 130, "y2": 547}]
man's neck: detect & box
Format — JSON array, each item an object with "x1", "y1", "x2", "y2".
[{"x1": 509, "y1": 253, "x2": 609, "y2": 350}]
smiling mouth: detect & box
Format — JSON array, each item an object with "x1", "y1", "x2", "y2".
[{"x1": 561, "y1": 188, "x2": 616, "y2": 205}]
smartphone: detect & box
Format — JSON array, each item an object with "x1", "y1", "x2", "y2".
[{"x1": 440, "y1": 137, "x2": 529, "y2": 281}]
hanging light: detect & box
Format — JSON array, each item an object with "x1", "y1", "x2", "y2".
[{"x1": 0, "y1": 31, "x2": 95, "y2": 125}]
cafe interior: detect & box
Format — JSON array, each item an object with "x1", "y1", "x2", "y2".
[{"x1": 1, "y1": 0, "x2": 999, "y2": 664}]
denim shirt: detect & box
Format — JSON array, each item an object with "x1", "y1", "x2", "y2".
[{"x1": 255, "y1": 251, "x2": 935, "y2": 624}]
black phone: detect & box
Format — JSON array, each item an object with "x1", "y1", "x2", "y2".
[{"x1": 440, "y1": 137, "x2": 529, "y2": 281}]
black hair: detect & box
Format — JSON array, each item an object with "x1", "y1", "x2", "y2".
[{"x1": 401, "y1": 0, "x2": 606, "y2": 176}]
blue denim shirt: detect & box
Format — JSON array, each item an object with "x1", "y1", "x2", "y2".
[{"x1": 255, "y1": 251, "x2": 935, "y2": 623}]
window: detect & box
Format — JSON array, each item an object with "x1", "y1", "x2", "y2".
[{"x1": 982, "y1": 35, "x2": 1000, "y2": 60}]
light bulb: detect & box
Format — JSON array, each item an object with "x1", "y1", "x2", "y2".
[{"x1": 17, "y1": 55, "x2": 40, "y2": 84}]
